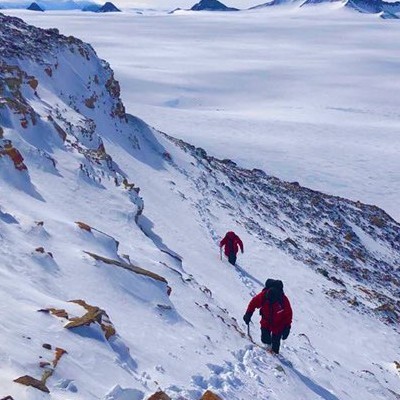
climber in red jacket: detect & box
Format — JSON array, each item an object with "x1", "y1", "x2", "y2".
[
  {"x1": 243, "y1": 279, "x2": 292, "y2": 354},
  {"x1": 220, "y1": 231, "x2": 244, "y2": 266}
]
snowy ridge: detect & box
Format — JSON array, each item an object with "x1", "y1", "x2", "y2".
[
  {"x1": 161, "y1": 132, "x2": 400, "y2": 325},
  {"x1": 249, "y1": 0, "x2": 400, "y2": 15},
  {"x1": 1, "y1": 12, "x2": 400, "y2": 400}
]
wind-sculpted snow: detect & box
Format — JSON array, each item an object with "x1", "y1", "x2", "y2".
[{"x1": 162, "y1": 133, "x2": 400, "y2": 325}]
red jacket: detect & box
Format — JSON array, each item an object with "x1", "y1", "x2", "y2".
[
  {"x1": 220, "y1": 231, "x2": 243, "y2": 256},
  {"x1": 246, "y1": 289, "x2": 292, "y2": 335}
]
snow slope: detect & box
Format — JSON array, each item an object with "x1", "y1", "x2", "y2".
[
  {"x1": 1, "y1": 11, "x2": 400, "y2": 400},
  {"x1": 4, "y1": 6, "x2": 400, "y2": 222}
]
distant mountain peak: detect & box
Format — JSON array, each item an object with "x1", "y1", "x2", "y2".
[
  {"x1": 27, "y1": 2, "x2": 44, "y2": 11},
  {"x1": 191, "y1": 0, "x2": 239, "y2": 11},
  {"x1": 96, "y1": 1, "x2": 120, "y2": 12}
]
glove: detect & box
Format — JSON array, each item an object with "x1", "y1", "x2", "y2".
[
  {"x1": 243, "y1": 312, "x2": 253, "y2": 325},
  {"x1": 282, "y1": 325, "x2": 291, "y2": 340}
]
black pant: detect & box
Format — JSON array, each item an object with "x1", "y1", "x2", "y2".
[
  {"x1": 228, "y1": 252, "x2": 237, "y2": 266},
  {"x1": 261, "y1": 328, "x2": 282, "y2": 354}
]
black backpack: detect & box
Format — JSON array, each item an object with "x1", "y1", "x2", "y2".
[{"x1": 260, "y1": 279, "x2": 284, "y2": 316}]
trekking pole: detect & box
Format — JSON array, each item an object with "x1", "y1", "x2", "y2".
[{"x1": 247, "y1": 323, "x2": 254, "y2": 343}]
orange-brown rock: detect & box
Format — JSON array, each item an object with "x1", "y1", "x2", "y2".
[
  {"x1": 38, "y1": 307, "x2": 69, "y2": 319},
  {"x1": 75, "y1": 221, "x2": 92, "y2": 232},
  {"x1": 201, "y1": 390, "x2": 223, "y2": 400},
  {"x1": 2, "y1": 142, "x2": 27, "y2": 171},
  {"x1": 14, "y1": 375, "x2": 49, "y2": 393},
  {"x1": 344, "y1": 233, "x2": 353, "y2": 242},
  {"x1": 28, "y1": 78, "x2": 39, "y2": 90},
  {"x1": 44, "y1": 67, "x2": 52, "y2": 77},
  {"x1": 20, "y1": 118, "x2": 28, "y2": 128},
  {"x1": 53, "y1": 347, "x2": 67, "y2": 367},
  {"x1": 65, "y1": 299, "x2": 116, "y2": 340},
  {"x1": 84, "y1": 95, "x2": 97, "y2": 109},
  {"x1": 147, "y1": 391, "x2": 171, "y2": 400}
]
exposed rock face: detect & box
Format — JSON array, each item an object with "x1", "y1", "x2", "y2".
[
  {"x1": 0, "y1": 140, "x2": 27, "y2": 171},
  {"x1": 97, "y1": 2, "x2": 121, "y2": 12},
  {"x1": 0, "y1": 13, "x2": 143, "y2": 216},
  {"x1": 14, "y1": 344, "x2": 68, "y2": 393},
  {"x1": 14, "y1": 375, "x2": 49, "y2": 393},
  {"x1": 201, "y1": 391, "x2": 223, "y2": 400},
  {"x1": 191, "y1": 0, "x2": 239, "y2": 11},
  {"x1": 65, "y1": 299, "x2": 117, "y2": 340}
]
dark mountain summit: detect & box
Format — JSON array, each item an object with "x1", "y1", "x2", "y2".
[
  {"x1": 27, "y1": 2, "x2": 44, "y2": 11},
  {"x1": 191, "y1": 0, "x2": 239, "y2": 11},
  {"x1": 96, "y1": 2, "x2": 121, "y2": 12}
]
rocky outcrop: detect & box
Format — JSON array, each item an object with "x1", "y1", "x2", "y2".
[
  {"x1": 65, "y1": 300, "x2": 116, "y2": 339},
  {"x1": 146, "y1": 390, "x2": 223, "y2": 400},
  {"x1": 35, "y1": 246, "x2": 53, "y2": 258},
  {"x1": 201, "y1": 391, "x2": 223, "y2": 400},
  {"x1": 0, "y1": 63, "x2": 38, "y2": 129},
  {"x1": 14, "y1": 345, "x2": 67, "y2": 393},
  {"x1": 40, "y1": 300, "x2": 117, "y2": 340},
  {"x1": 75, "y1": 220, "x2": 92, "y2": 232},
  {"x1": 0, "y1": 140, "x2": 27, "y2": 171},
  {"x1": 83, "y1": 251, "x2": 170, "y2": 289},
  {"x1": 14, "y1": 375, "x2": 49, "y2": 393},
  {"x1": 1, "y1": 13, "x2": 143, "y2": 216}
]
